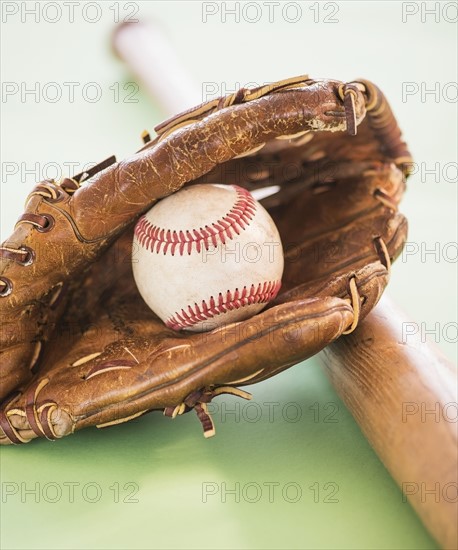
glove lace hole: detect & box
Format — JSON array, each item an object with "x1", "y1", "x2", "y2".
[
  {"x1": 17, "y1": 246, "x2": 35, "y2": 266},
  {"x1": 0, "y1": 277, "x2": 13, "y2": 297},
  {"x1": 36, "y1": 214, "x2": 55, "y2": 233}
]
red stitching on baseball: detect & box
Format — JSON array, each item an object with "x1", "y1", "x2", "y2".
[
  {"x1": 135, "y1": 185, "x2": 257, "y2": 256},
  {"x1": 166, "y1": 280, "x2": 282, "y2": 330}
]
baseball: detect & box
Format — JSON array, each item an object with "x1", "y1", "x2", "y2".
[{"x1": 132, "y1": 184, "x2": 284, "y2": 332}]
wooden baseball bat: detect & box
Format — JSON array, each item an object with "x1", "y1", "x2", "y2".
[
  {"x1": 112, "y1": 22, "x2": 458, "y2": 549},
  {"x1": 322, "y1": 294, "x2": 457, "y2": 549}
]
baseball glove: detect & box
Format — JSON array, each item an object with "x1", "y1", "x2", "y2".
[{"x1": 0, "y1": 75, "x2": 411, "y2": 444}]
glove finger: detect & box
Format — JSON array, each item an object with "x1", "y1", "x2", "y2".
[{"x1": 0, "y1": 295, "x2": 352, "y2": 444}]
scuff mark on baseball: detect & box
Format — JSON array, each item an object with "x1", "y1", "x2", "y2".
[{"x1": 132, "y1": 184, "x2": 284, "y2": 332}]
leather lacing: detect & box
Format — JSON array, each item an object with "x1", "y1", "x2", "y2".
[
  {"x1": 343, "y1": 277, "x2": 361, "y2": 335},
  {"x1": 0, "y1": 381, "x2": 252, "y2": 444},
  {"x1": 0, "y1": 211, "x2": 53, "y2": 297},
  {"x1": 337, "y1": 84, "x2": 359, "y2": 136},
  {"x1": 164, "y1": 386, "x2": 252, "y2": 438},
  {"x1": 343, "y1": 236, "x2": 392, "y2": 335},
  {"x1": 373, "y1": 188, "x2": 398, "y2": 210},
  {"x1": 0, "y1": 189, "x2": 61, "y2": 296},
  {"x1": 0, "y1": 379, "x2": 59, "y2": 444},
  {"x1": 0, "y1": 156, "x2": 116, "y2": 298}
]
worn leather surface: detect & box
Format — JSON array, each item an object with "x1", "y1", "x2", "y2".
[{"x1": 0, "y1": 76, "x2": 412, "y2": 444}]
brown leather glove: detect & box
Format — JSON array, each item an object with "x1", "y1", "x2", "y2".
[{"x1": 0, "y1": 76, "x2": 411, "y2": 444}]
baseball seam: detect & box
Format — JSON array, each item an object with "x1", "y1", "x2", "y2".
[
  {"x1": 166, "y1": 280, "x2": 282, "y2": 330},
  {"x1": 135, "y1": 185, "x2": 257, "y2": 256}
]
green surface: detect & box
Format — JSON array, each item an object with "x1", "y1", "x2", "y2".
[
  {"x1": 0, "y1": 2, "x2": 456, "y2": 549},
  {"x1": 0, "y1": 362, "x2": 438, "y2": 550}
]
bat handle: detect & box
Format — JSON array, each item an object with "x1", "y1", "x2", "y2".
[
  {"x1": 113, "y1": 21, "x2": 202, "y2": 115},
  {"x1": 320, "y1": 294, "x2": 458, "y2": 549}
]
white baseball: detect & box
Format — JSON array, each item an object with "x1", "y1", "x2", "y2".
[{"x1": 132, "y1": 184, "x2": 284, "y2": 332}]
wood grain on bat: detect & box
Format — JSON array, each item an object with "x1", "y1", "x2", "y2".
[{"x1": 320, "y1": 295, "x2": 457, "y2": 549}]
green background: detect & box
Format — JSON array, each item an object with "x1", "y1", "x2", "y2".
[{"x1": 0, "y1": 2, "x2": 456, "y2": 549}]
